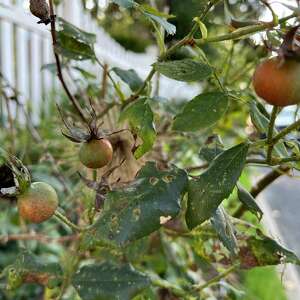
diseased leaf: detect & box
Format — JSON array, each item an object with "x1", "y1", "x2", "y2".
[
  {"x1": 3, "y1": 250, "x2": 63, "y2": 290},
  {"x1": 72, "y1": 262, "x2": 150, "y2": 300},
  {"x1": 173, "y1": 92, "x2": 229, "y2": 132},
  {"x1": 211, "y1": 206, "x2": 238, "y2": 255},
  {"x1": 240, "y1": 233, "x2": 300, "y2": 268},
  {"x1": 250, "y1": 101, "x2": 288, "y2": 157},
  {"x1": 237, "y1": 184, "x2": 263, "y2": 220},
  {"x1": 81, "y1": 162, "x2": 188, "y2": 247},
  {"x1": 153, "y1": 59, "x2": 212, "y2": 82},
  {"x1": 112, "y1": 67, "x2": 143, "y2": 92},
  {"x1": 186, "y1": 143, "x2": 249, "y2": 229},
  {"x1": 120, "y1": 99, "x2": 156, "y2": 159}
]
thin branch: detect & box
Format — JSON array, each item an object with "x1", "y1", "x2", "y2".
[
  {"x1": 195, "y1": 13, "x2": 297, "y2": 44},
  {"x1": 0, "y1": 233, "x2": 78, "y2": 244},
  {"x1": 54, "y1": 210, "x2": 88, "y2": 232},
  {"x1": 48, "y1": 0, "x2": 87, "y2": 123},
  {"x1": 267, "y1": 106, "x2": 279, "y2": 163}
]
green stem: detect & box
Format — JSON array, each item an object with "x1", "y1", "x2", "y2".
[
  {"x1": 192, "y1": 264, "x2": 239, "y2": 292},
  {"x1": 272, "y1": 118, "x2": 300, "y2": 144},
  {"x1": 195, "y1": 13, "x2": 296, "y2": 44},
  {"x1": 149, "y1": 273, "x2": 194, "y2": 300},
  {"x1": 54, "y1": 211, "x2": 87, "y2": 232},
  {"x1": 247, "y1": 156, "x2": 300, "y2": 166},
  {"x1": 267, "y1": 106, "x2": 279, "y2": 163},
  {"x1": 95, "y1": 57, "x2": 125, "y2": 101}
]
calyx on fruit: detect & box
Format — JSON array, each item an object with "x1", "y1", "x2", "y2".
[{"x1": 17, "y1": 182, "x2": 58, "y2": 223}]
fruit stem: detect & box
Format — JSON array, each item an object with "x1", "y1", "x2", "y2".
[
  {"x1": 54, "y1": 211, "x2": 87, "y2": 232},
  {"x1": 267, "y1": 106, "x2": 279, "y2": 163}
]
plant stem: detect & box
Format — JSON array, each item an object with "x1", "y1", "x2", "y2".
[
  {"x1": 95, "y1": 57, "x2": 125, "y2": 101},
  {"x1": 272, "y1": 118, "x2": 300, "y2": 144},
  {"x1": 48, "y1": 0, "x2": 87, "y2": 123},
  {"x1": 192, "y1": 264, "x2": 239, "y2": 292},
  {"x1": 267, "y1": 106, "x2": 279, "y2": 163},
  {"x1": 54, "y1": 210, "x2": 87, "y2": 232},
  {"x1": 195, "y1": 13, "x2": 297, "y2": 44},
  {"x1": 148, "y1": 273, "x2": 193, "y2": 300}
]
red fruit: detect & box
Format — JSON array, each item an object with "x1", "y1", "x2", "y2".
[
  {"x1": 18, "y1": 182, "x2": 58, "y2": 223},
  {"x1": 253, "y1": 56, "x2": 300, "y2": 107},
  {"x1": 79, "y1": 138, "x2": 113, "y2": 169}
]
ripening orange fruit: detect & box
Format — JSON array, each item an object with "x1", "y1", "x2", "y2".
[
  {"x1": 253, "y1": 57, "x2": 300, "y2": 107},
  {"x1": 18, "y1": 182, "x2": 58, "y2": 223}
]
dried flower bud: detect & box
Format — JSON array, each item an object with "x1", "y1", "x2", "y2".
[{"x1": 29, "y1": 0, "x2": 51, "y2": 25}]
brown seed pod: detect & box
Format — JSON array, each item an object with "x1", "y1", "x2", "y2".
[{"x1": 29, "y1": 0, "x2": 51, "y2": 25}]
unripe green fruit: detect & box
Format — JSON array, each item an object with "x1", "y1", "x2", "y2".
[
  {"x1": 79, "y1": 138, "x2": 113, "y2": 169},
  {"x1": 17, "y1": 182, "x2": 58, "y2": 224},
  {"x1": 253, "y1": 57, "x2": 300, "y2": 107}
]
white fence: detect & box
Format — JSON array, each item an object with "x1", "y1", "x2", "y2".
[{"x1": 0, "y1": 0, "x2": 200, "y2": 121}]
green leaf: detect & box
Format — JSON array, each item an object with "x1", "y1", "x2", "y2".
[
  {"x1": 56, "y1": 18, "x2": 96, "y2": 61},
  {"x1": 119, "y1": 99, "x2": 156, "y2": 159},
  {"x1": 153, "y1": 59, "x2": 212, "y2": 82},
  {"x1": 186, "y1": 143, "x2": 249, "y2": 229},
  {"x1": 240, "y1": 233, "x2": 300, "y2": 268},
  {"x1": 81, "y1": 162, "x2": 188, "y2": 247},
  {"x1": 73, "y1": 67, "x2": 97, "y2": 80},
  {"x1": 112, "y1": 67, "x2": 143, "y2": 92},
  {"x1": 143, "y1": 12, "x2": 176, "y2": 35},
  {"x1": 237, "y1": 184, "x2": 263, "y2": 220},
  {"x1": 249, "y1": 102, "x2": 288, "y2": 158},
  {"x1": 55, "y1": 33, "x2": 96, "y2": 61},
  {"x1": 173, "y1": 92, "x2": 229, "y2": 132},
  {"x1": 111, "y1": 0, "x2": 136, "y2": 8},
  {"x1": 211, "y1": 206, "x2": 238, "y2": 255},
  {"x1": 57, "y1": 18, "x2": 96, "y2": 45},
  {"x1": 140, "y1": 4, "x2": 175, "y2": 18},
  {"x1": 72, "y1": 262, "x2": 150, "y2": 300},
  {"x1": 199, "y1": 136, "x2": 224, "y2": 163}
]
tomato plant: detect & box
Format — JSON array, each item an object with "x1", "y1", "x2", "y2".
[{"x1": 1, "y1": 1, "x2": 300, "y2": 300}]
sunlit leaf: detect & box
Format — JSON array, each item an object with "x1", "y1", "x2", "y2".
[
  {"x1": 154, "y1": 59, "x2": 212, "y2": 82},
  {"x1": 173, "y1": 92, "x2": 229, "y2": 132}
]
